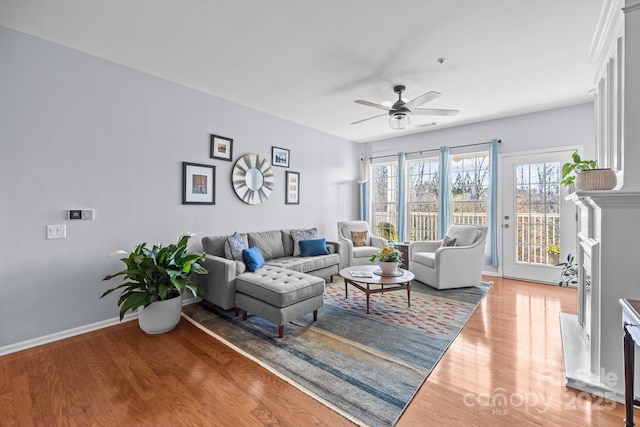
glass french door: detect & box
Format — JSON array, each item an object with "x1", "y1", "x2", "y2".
[{"x1": 502, "y1": 150, "x2": 576, "y2": 283}]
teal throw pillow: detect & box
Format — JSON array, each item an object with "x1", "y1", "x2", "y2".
[
  {"x1": 299, "y1": 238, "x2": 329, "y2": 257},
  {"x1": 242, "y1": 246, "x2": 265, "y2": 272}
]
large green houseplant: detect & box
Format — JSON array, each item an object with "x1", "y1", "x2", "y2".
[{"x1": 102, "y1": 233, "x2": 207, "y2": 333}]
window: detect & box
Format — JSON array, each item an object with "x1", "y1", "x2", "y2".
[
  {"x1": 371, "y1": 162, "x2": 398, "y2": 240},
  {"x1": 407, "y1": 157, "x2": 439, "y2": 240},
  {"x1": 450, "y1": 152, "x2": 489, "y2": 226},
  {"x1": 369, "y1": 149, "x2": 492, "y2": 242},
  {"x1": 515, "y1": 162, "x2": 561, "y2": 265}
]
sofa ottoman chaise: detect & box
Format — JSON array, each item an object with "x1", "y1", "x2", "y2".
[
  {"x1": 234, "y1": 265, "x2": 325, "y2": 337},
  {"x1": 193, "y1": 228, "x2": 340, "y2": 336}
]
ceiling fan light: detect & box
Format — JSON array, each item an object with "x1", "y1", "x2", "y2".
[{"x1": 389, "y1": 113, "x2": 410, "y2": 130}]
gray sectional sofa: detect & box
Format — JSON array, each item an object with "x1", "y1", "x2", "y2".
[{"x1": 194, "y1": 229, "x2": 341, "y2": 310}]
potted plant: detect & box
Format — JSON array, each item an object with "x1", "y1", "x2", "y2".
[
  {"x1": 546, "y1": 245, "x2": 560, "y2": 265},
  {"x1": 369, "y1": 242, "x2": 403, "y2": 275},
  {"x1": 556, "y1": 253, "x2": 578, "y2": 287},
  {"x1": 561, "y1": 151, "x2": 616, "y2": 191},
  {"x1": 101, "y1": 233, "x2": 208, "y2": 334}
]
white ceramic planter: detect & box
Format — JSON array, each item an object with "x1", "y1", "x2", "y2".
[
  {"x1": 379, "y1": 261, "x2": 399, "y2": 275},
  {"x1": 575, "y1": 169, "x2": 617, "y2": 191},
  {"x1": 137, "y1": 295, "x2": 182, "y2": 334}
]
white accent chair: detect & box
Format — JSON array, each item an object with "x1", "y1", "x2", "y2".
[
  {"x1": 409, "y1": 224, "x2": 487, "y2": 290},
  {"x1": 337, "y1": 221, "x2": 386, "y2": 267}
]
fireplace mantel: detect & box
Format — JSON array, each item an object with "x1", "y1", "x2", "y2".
[{"x1": 562, "y1": 189, "x2": 640, "y2": 401}]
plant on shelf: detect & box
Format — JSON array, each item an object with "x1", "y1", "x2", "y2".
[
  {"x1": 101, "y1": 233, "x2": 208, "y2": 333},
  {"x1": 561, "y1": 152, "x2": 597, "y2": 187},
  {"x1": 561, "y1": 151, "x2": 616, "y2": 190},
  {"x1": 556, "y1": 253, "x2": 578, "y2": 287}
]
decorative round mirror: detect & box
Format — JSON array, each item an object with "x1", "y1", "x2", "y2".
[{"x1": 232, "y1": 153, "x2": 274, "y2": 204}]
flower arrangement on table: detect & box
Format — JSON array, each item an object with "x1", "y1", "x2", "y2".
[{"x1": 369, "y1": 244, "x2": 403, "y2": 263}]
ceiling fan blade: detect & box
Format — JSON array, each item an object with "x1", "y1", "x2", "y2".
[
  {"x1": 405, "y1": 91, "x2": 441, "y2": 109},
  {"x1": 351, "y1": 113, "x2": 387, "y2": 125},
  {"x1": 354, "y1": 100, "x2": 391, "y2": 111},
  {"x1": 411, "y1": 108, "x2": 460, "y2": 116}
]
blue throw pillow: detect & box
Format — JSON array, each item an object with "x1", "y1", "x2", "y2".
[
  {"x1": 242, "y1": 246, "x2": 265, "y2": 272},
  {"x1": 299, "y1": 238, "x2": 330, "y2": 257}
]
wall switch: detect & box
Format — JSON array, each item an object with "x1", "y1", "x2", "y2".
[
  {"x1": 46, "y1": 225, "x2": 66, "y2": 240},
  {"x1": 81, "y1": 209, "x2": 95, "y2": 220},
  {"x1": 69, "y1": 210, "x2": 82, "y2": 220}
]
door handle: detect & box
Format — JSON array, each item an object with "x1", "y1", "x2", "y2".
[{"x1": 504, "y1": 224, "x2": 510, "y2": 228}]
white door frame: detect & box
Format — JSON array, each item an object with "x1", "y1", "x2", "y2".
[{"x1": 497, "y1": 146, "x2": 580, "y2": 280}]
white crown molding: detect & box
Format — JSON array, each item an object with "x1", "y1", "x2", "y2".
[
  {"x1": 0, "y1": 296, "x2": 200, "y2": 357},
  {"x1": 589, "y1": 0, "x2": 625, "y2": 79},
  {"x1": 623, "y1": 0, "x2": 640, "y2": 13}
]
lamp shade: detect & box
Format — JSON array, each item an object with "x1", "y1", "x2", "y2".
[{"x1": 389, "y1": 113, "x2": 410, "y2": 130}]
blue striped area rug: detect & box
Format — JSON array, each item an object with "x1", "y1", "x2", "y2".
[{"x1": 182, "y1": 279, "x2": 491, "y2": 427}]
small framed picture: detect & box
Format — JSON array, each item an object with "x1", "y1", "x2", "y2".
[
  {"x1": 285, "y1": 171, "x2": 300, "y2": 205},
  {"x1": 210, "y1": 134, "x2": 233, "y2": 161},
  {"x1": 182, "y1": 162, "x2": 215, "y2": 205},
  {"x1": 272, "y1": 146, "x2": 290, "y2": 168}
]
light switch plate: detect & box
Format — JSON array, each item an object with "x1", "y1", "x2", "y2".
[{"x1": 81, "y1": 209, "x2": 94, "y2": 220}]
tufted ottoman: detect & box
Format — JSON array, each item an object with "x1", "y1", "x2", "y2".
[{"x1": 234, "y1": 265, "x2": 325, "y2": 338}]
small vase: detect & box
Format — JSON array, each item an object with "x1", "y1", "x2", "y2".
[
  {"x1": 379, "y1": 261, "x2": 399, "y2": 275},
  {"x1": 137, "y1": 295, "x2": 182, "y2": 334}
]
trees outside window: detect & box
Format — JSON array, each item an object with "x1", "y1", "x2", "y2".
[
  {"x1": 371, "y1": 162, "x2": 398, "y2": 240},
  {"x1": 450, "y1": 153, "x2": 490, "y2": 226},
  {"x1": 370, "y1": 150, "x2": 491, "y2": 242},
  {"x1": 407, "y1": 157, "x2": 439, "y2": 240}
]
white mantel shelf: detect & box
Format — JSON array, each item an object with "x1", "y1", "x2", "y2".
[{"x1": 566, "y1": 190, "x2": 640, "y2": 206}]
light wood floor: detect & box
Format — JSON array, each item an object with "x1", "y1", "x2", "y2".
[{"x1": 0, "y1": 277, "x2": 636, "y2": 426}]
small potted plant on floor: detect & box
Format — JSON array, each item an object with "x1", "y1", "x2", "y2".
[
  {"x1": 561, "y1": 151, "x2": 616, "y2": 191},
  {"x1": 101, "y1": 233, "x2": 208, "y2": 334}
]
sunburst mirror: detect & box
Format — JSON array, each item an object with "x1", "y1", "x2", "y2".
[{"x1": 232, "y1": 153, "x2": 274, "y2": 204}]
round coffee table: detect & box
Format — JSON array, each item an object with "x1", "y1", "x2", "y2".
[{"x1": 339, "y1": 265, "x2": 414, "y2": 314}]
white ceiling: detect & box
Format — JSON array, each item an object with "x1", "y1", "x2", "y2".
[{"x1": 0, "y1": 0, "x2": 604, "y2": 143}]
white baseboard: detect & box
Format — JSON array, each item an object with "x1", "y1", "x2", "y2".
[{"x1": 0, "y1": 296, "x2": 200, "y2": 357}]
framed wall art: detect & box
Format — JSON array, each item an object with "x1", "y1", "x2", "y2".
[
  {"x1": 272, "y1": 146, "x2": 290, "y2": 168},
  {"x1": 182, "y1": 162, "x2": 215, "y2": 205},
  {"x1": 285, "y1": 171, "x2": 300, "y2": 205},
  {"x1": 210, "y1": 134, "x2": 233, "y2": 161}
]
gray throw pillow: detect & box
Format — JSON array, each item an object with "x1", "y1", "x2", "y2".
[
  {"x1": 291, "y1": 228, "x2": 318, "y2": 256},
  {"x1": 224, "y1": 232, "x2": 247, "y2": 260},
  {"x1": 441, "y1": 235, "x2": 457, "y2": 247}
]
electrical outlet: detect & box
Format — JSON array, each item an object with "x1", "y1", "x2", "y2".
[
  {"x1": 81, "y1": 209, "x2": 95, "y2": 220},
  {"x1": 69, "y1": 209, "x2": 82, "y2": 220},
  {"x1": 46, "y1": 225, "x2": 66, "y2": 240}
]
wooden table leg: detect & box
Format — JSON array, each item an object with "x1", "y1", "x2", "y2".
[
  {"x1": 366, "y1": 284, "x2": 370, "y2": 314},
  {"x1": 624, "y1": 325, "x2": 636, "y2": 427},
  {"x1": 407, "y1": 281, "x2": 411, "y2": 308}
]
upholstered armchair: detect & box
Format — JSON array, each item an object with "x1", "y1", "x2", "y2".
[
  {"x1": 409, "y1": 224, "x2": 487, "y2": 290},
  {"x1": 337, "y1": 221, "x2": 387, "y2": 267}
]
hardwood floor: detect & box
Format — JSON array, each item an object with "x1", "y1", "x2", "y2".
[{"x1": 0, "y1": 277, "x2": 636, "y2": 426}]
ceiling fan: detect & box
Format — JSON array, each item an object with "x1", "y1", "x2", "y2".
[{"x1": 352, "y1": 85, "x2": 459, "y2": 130}]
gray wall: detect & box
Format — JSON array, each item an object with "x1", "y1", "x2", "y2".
[{"x1": 0, "y1": 27, "x2": 361, "y2": 349}]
